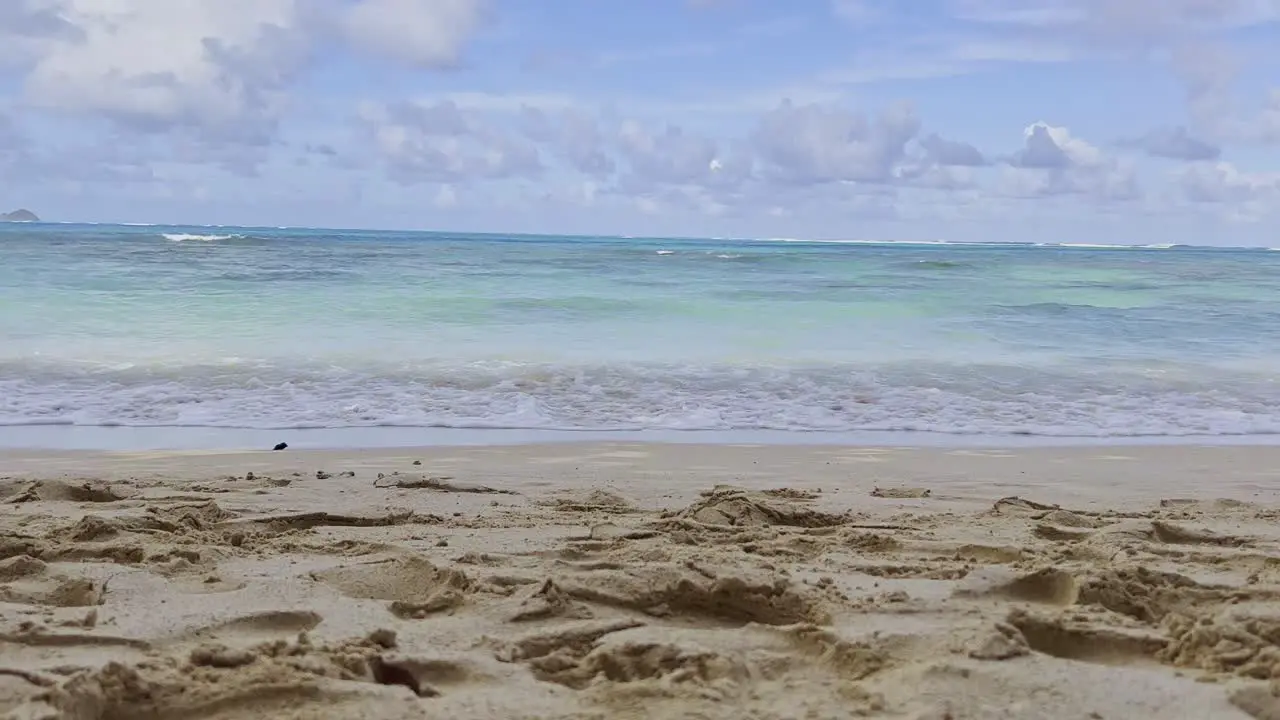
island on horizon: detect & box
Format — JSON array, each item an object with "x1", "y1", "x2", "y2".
[{"x1": 1, "y1": 209, "x2": 39, "y2": 222}]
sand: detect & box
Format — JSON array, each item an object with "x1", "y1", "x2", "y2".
[{"x1": 1, "y1": 442, "x2": 1279, "y2": 719}]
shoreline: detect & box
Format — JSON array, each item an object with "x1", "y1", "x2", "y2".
[
  {"x1": 4, "y1": 442, "x2": 1278, "y2": 507},
  {"x1": 3, "y1": 423, "x2": 1280, "y2": 452},
  {"x1": 2, "y1": 443, "x2": 1278, "y2": 718}
]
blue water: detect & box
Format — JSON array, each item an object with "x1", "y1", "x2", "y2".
[{"x1": 2, "y1": 223, "x2": 1279, "y2": 446}]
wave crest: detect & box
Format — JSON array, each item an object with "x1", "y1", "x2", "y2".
[
  {"x1": 1, "y1": 360, "x2": 1277, "y2": 438},
  {"x1": 162, "y1": 233, "x2": 244, "y2": 242}
]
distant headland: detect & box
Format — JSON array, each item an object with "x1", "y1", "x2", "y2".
[{"x1": 1, "y1": 209, "x2": 39, "y2": 222}]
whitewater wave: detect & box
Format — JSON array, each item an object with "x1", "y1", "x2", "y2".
[
  {"x1": 1, "y1": 360, "x2": 1278, "y2": 438},
  {"x1": 162, "y1": 233, "x2": 244, "y2": 242},
  {"x1": 772, "y1": 238, "x2": 953, "y2": 246}
]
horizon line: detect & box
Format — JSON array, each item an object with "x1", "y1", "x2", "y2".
[{"x1": 1, "y1": 220, "x2": 1274, "y2": 251}]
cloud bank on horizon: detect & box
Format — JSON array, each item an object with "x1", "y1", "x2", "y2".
[{"x1": 0, "y1": 0, "x2": 1278, "y2": 244}]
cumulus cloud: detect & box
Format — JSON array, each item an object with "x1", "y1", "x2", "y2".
[
  {"x1": 0, "y1": 0, "x2": 486, "y2": 142},
  {"x1": 0, "y1": 0, "x2": 1268, "y2": 231},
  {"x1": 0, "y1": 1, "x2": 82, "y2": 65},
  {"x1": 949, "y1": 0, "x2": 1279, "y2": 34},
  {"x1": 918, "y1": 133, "x2": 988, "y2": 167},
  {"x1": 0, "y1": 113, "x2": 157, "y2": 185},
  {"x1": 618, "y1": 121, "x2": 723, "y2": 186},
  {"x1": 520, "y1": 106, "x2": 615, "y2": 177},
  {"x1": 360, "y1": 100, "x2": 542, "y2": 184},
  {"x1": 1122, "y1": 126, "x2": 1221, "y2": 161},
  {"x1": 379, "y1": 96, "x2": 995, "y2": 219},
  {"x1": 751, "y1": 100, "x2": 920, "y2": 185},
  {"x1": 353, "y1": 96, "x2": 1005, "y2": 220},
  {"x1": 609, "y1": 119, "x2": 755, "y2": 217},
  {"x1": 1176, "y1": 161, "x2": 1280, "y2": 204},
  {"x1": 8, "y1": 0, "x2": 307, "y2": 141},
  {"x1": 1002, "y1": 122, "x2": 1138, "y2": 200},
  {"x1": 1008, "y1": 124, "x2": 1075, "y2": 169},
  {"x1": 341, "y1": 0, "x2": 486, "y2": 68},
  {"x1": 1255, "y1": 89, "x2": 1280, "y2": 144},
  {"x1": 947, "y1": 0, "x2": 1279, "y2": 143}
]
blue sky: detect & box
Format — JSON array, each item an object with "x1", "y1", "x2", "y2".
[{"x1": 1, "y1": 0, "x2": 1278, "y2": 244}]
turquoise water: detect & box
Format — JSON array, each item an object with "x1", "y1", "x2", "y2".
[{"x1": 2, "y1": 223, "x2": 1280, "y2": 440}]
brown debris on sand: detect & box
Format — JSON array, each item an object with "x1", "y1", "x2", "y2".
[
  {"x1": 373, "y1": 473, "x2": 515, "y2": 495},
  {"x1": 665, "y1": 485, "x2": 848, "y2": 528},
  {"x1": 2, "y1": 444, "x2": 1275, "y2": 720}
]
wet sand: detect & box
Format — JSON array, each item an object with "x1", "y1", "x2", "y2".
[{"x1": 2, "y1": 443, "x2": 1279, "y2": 719}]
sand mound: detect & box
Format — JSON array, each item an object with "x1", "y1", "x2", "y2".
[
  {"x1": 4, "y1": 444, "x2": 1277, "y2": 719},
  {"x1": 59, "y1": 517, "x2": 126, "y2": 543},
  {"x1": 532, "y1": 637, "x2": 750, "y2": 691},
  {"x1": 367, "y1": 653, "x2": 483, "y2": 699},
  {"x1": 1149, "y1": 520, "x2": 1250, "y2": 546},
  {"x1": 557, "y1": 564, "x2": 829, "y2": 626},
  {"x1": 870, "y1": 487, "x2": 930, "y2": 499},
  {"x1": 0, "y1": 555, "x2": 47, "y2": 582},
  {"x1": 1230, "y1": 683, "x2": 1280, "y2": 720},
  {"x1": 670, "y1": 487, "x2": 846, "y2": 528},
  {"x1": 42, "y1": 502, "x2": 235, "y2": 548},
  {"x1": 968, "y1": 622, "x2": 1032, "y2": 661},
  {"x1": 507, "y1": 579, "x2": 593, "y2": 623},
  {"x1": 760, "y1": 488, "x2": 819, "y2": 501},
  {"x1": 4, "y1": 481, "x2": 136, "y2": 504},
  {"x1": 955, "y1": 567, "x2": 1079, "y2": 606},
  {"x1": 1006, "y1": 608, "x2": 1168, "y2": 664},
  {"x1": 193, "y1": 611, "x2": 324, "y2": 642},
  {"x1": 1162, "y1": 605, "x2": 1280, "y2": 680},
  {"x1": 373, "y1": 473, "x2": 514, "y2": 495},
  {"x1": 1033, "y1": 523, "x2": 1095, "y2": 541},
  {"x1": 1076, "y1": 567, "x2": 1226, "y2": 623},
  {"x1": 1039, "y1": 509, "x2": 1105, "y2": 528},
  {"x1": 224, "y1": 510, "x2": 429, "y2": 532},
  {"x1": 311, "y1": 557, "x2": 472, "y2": 619},
  {"x1": 0, "y1": 575, "x2": 103, "y2": 608},
  {"x1": 12, "y1": 630, "x2": 414, "y2": 720},
  {"x1": 544, "y1": 489, "x2": 637, "y2": 513},
  {"x1": 991, "y1": 496, "x2": 1060, "y2": 517}
]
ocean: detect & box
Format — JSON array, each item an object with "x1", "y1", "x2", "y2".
[{"x1": 2, "y1": 223, "x2": 1279, "y2": 449}]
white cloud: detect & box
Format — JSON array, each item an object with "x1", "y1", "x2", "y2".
[
  {"x1": 360, "y1": 100, "x2": 542, "y2": 184},
  {"x1": 1, "y1": 0, "x2": 487, "y2": 142},
  {"x1": 949, "y1": 0, "x2": 1280, "y2": 33},
  {"x1": 1255, "y1": 89, "x2": 1280, "y2": 143},
  {"x1": 1176, "y1": 161, "x2": 1280, "y2": 204},
  {"x1": 618, "y1": 120, "x2": 723, "y2": 186},
  {"x1": 14, "y1": 0, "x2": 307, "y2": 140},
  {"x1": 751, "y1": 100, "x2": 920, "y2": 185},
  {"x1": 433, "y1": 183, "x2": 459, "y2": 208},
  {"x1": 520, "y1": 106, "x2": 615, "y2": 177},
  {"x1": 918, "y1": 133, "x2": 988, "y2": 167},
  {"x1": 830, "y1": 0, "x2": 884, "y2": 25},
  {"x1": 1002, "y1": 122, "x2": 1139, "y2": 200},
  {"x1": 0, "y1": 0, "x2": 1272, "y2": 235},
  {"x1": 342, "y1": 0, "x2": 486, "y2": 68},
  {"x1": 945, "y1": 0, "x2": 1280, "y2": 145},
  {"x1": 1122, "y1": 126, "x2": 1221, "y2": 161}
]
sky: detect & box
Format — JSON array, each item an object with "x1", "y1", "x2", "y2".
[{"x1": 1, "y1": 0, "x2": 1279, "y2": 245}]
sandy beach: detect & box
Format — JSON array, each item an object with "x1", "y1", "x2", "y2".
[{"x1": 1, "y1": 442, "x2": 1279, "y2": 719}]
